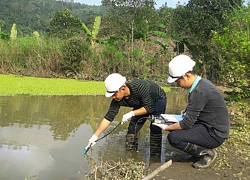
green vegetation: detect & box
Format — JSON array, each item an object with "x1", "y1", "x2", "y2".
[
  {"x1": 0, "y1": 74, "x2": 170, "y2": 96},
  {"x1": 0, "y1": 1, "x2": 249, "y2": 178},
  {"x1": 1, "y1": 1, "x2": 250, "y2": 175},
  {"x1": 49, "y1": 8, "x2": 82, "y2": 39},
  {"x1": 1, "y1": 1, "x2": 248, "y2": 100},
  {"x1": 0, "y1": 0, "x2": 249, "y2": 113},
  {"x1": 211, "y1": 7, "x2": 250, "y2": 100},
  {"x1": 85, "y1": 157, "x2": 146, "y2": 179},
  {"x1": 0, "y1": 74, "x2": 105, "y2": 96},
  {"x1": 81, "y1": 16, "x2": 102, "y2": 48},
  {"x1": 0, "y1": 0, "x2": 107, "y2": 36}
]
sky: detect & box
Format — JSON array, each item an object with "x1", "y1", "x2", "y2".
[{"x1": 74, "y1": 0, "x2": 189, "y2": 9}]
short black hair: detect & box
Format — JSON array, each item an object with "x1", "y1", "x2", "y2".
[{"x1": 186, "y1": 70, "x2": 196, "y2": 75}]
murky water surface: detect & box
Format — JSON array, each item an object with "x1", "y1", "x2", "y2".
[{"x1": 0, "y1": 89, "x2": 188, "y2": 180}]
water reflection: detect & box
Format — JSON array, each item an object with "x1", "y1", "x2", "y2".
[{"x1": 0, "y1": 89, "x2": 188, "y2": 180}]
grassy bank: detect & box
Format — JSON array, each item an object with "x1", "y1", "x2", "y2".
[{"x1": 0, "y1": 74, "x2": 170, "y2": 96}]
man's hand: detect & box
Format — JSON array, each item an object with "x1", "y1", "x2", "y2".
[
  {"x1": 122, "y1": 111, "x2": 134, "y2": 124},
  {"x1": 152, "y1": 123, "x2": 168, "y2": 130},
  {"x1": 82, "y1": 134, "x2": 98, "y2": 154},
  {"x1": 87, "y1": 134, "x2": 98, "y2": 147}
]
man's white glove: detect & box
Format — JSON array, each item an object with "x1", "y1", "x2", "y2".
[
  {"x1": 152, "y1": 123, "x2": 168, "y2": 130},
  {"x1": 87, "y1": 134, "x2": 98, "y2": 147},
  {"x1": 122, "y1": 111, "x2": 135, "y2": 124}
]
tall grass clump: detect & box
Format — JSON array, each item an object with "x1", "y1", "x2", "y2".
[
  {"x1": 0, "y1": 29, "x2": 174, "y2": 82},
  {"x1": 61, "y1": 37, "x2": 94, "y2": 78},
  {"x1": 100, "y1": 43, "x2": 128, "y2": 75},
  {"x1": 0, "y1": 36, "x2": 64, "y2": 77}
]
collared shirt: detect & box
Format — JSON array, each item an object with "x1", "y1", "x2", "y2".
[
  {"x1": 180, "y1": 78, "x2": 230, "y2": 138},
  {"x1": 189, "y1": 76, "x2": 201, "y2": 93}
]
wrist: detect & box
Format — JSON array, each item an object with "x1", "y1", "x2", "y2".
[
  {"x1": 131, "y1": 111, "x2": 135, "y2": 116},
  {"x1": 92, "y1": 134, "x2": 98, "y2": 138},
  {"x1": 164, "y1": 125, "x2": 168, "y2": 131}
]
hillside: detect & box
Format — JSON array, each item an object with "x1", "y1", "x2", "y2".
[{"x1": 0, "y1": 0, "x2": 108, "y2": 36}]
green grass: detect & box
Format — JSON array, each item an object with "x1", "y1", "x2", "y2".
[{"x1": 0, "y1": 74, "x2": 170, "y2": 96}]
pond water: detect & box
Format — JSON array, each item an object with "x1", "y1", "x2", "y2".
[{"x1": 0, "y1": 88, "x2": 188, "y2": 180}]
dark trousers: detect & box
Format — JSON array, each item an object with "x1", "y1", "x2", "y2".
[
  {"x1": 127, "y1": 93, "x2": 166, "y2": 135},
  {"x1": 167, "y1": 123, "x2": 225, "y2": 150}
]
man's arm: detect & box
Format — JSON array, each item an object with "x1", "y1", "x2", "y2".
[
  {"x1": 94, "y1": 118, "x2": 111, "y2": 136},
  {"x1": 153, "y1": 121, "x2": 182, "y2": 131},
  {"x1": 133, "y1": 107, "x2": 147, "y2": 116},
  {"x1": 166, "y1": 122, "x2": 182, "y2": 131}
]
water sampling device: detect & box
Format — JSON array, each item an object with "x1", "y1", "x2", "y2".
[
  {"x1": 81, "y1": 122, "x2": 122, "y2": 154},
  {"x1": 81, "y1": 114, "x2": 182, "y2": 155}
]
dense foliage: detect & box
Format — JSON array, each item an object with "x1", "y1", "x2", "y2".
[
  {"x1": 49, "y1": 8, "x2": 82, "y2": 39},
  {"x1": 170, "y1": 0, "x2": 244, "y2": 80},
  {"x1": 0, "y1": 1, "x2": 249, "y2": 178},
  {"x1": 0, "y1": 0, "x2": 249, "y2": 100},
  {"x1": 0, "y1": 0, "x2": 107, "y2": 36},
  {"x1": 211, "y1": 6, "x2": 250, "y2": 100}
]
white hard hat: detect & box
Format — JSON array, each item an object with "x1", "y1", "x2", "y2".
[
  {"x1": 168, "y1": 55, "x2": 196, "y2": 83},
  {"x1": 104, "y1": 73, "x2": 126, "y2": 97}
]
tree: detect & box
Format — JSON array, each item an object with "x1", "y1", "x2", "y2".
[
  {"x1": 0, "y1": 28, "x2": 10, "y2": 41},
  {"x1": 211, "y1": 6, "x2": 250, "y2": 100},
  {"x1": 49, "y1": 8, "x2": 82, "y2": 39},
  {"x1": 10, "y1": 23, "x2": 17, "y2": 41},
  {"x1": 81, "y1": 16, "x2": 101, "y2": 49},
  {"x1": 102, "y1": 0, "x2": 158, "y2": 39},
  {"x1": 101, "y1": 0, "x2": 159, "y2": 67},
  {"x1": 170, "y1": 0, "x2": 243, "y2": 81}
]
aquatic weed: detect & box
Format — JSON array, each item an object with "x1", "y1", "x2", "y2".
[{"x1": 85, "y1": 158, "x2": 146, "y2": 180}]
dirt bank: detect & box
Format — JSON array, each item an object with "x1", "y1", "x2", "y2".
[
  {"x1": 146, "y1": 88, "x2": 250, "y2": 180},
  {"x1": 146, "y1": 141, "x2": 250, "y2": 180}
]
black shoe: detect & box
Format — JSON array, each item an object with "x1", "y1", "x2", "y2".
[
  {"x1": 126, "y1": 134, "x2": 138, "y2": 151},
  {"x1": 150, "y1": 133, "x2": 162, "y2": 157},
  {"x1": 192, "y1": 149, "x2": 217, "y2": 168}
]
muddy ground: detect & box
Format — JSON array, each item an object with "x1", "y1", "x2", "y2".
[
  {"x1": 146, "y1": 95, "x2": 250, "y2": 180},
  {"x1": 85, "y1": 86, "x2": 250, "y2": 180},
  {"x1": 147, "y1": 143, "x2": 250, "y2": 180},
  {"x1": 146, "y1": 85, "x2": 250, "y2": 180}
]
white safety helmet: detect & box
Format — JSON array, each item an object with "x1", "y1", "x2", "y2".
[
  {"x1": 104, "y1": 73, "x2": 126, "y2": 97},
  {"x1": 168, "y1": 55, "x2": 196, "y2": 83}
]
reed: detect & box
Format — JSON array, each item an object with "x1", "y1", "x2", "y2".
[{"x1": 0, "y1": 34, "x2": 173, "y2": 81}]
